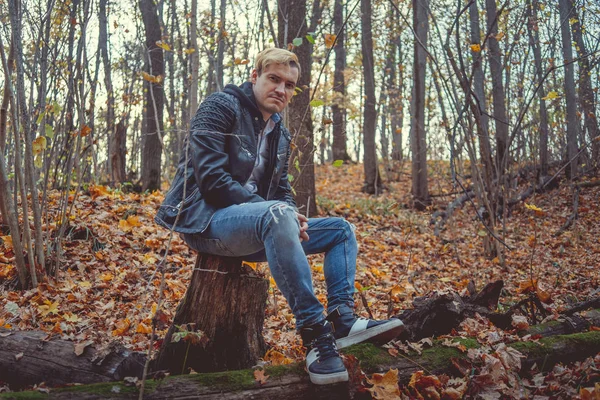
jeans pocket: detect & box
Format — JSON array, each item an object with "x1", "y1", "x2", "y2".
[{"x1": 183, "y1": 234, "x2": 234, "y2": 256}]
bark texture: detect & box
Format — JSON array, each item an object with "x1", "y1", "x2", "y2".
[{"x1": 155, "y1": 254, "x2": 269, "y2": 374}]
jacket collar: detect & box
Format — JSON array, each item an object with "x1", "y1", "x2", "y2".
[{"x1": 223, "y1": 81, "x2": 282, "y2": 123}]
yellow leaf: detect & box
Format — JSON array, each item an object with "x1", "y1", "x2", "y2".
[
  {"x1": 136, "y1": 322, "x2": 152, "y2": 334},
  {"x1": 32, "y1": 136, "x2": 47, "y2": 155},
  {"x1": 366, "y1": 369, "x2": 400, "y2": 399},
  {"x1": 542, "y1": 91, "x2": 560, "y2": 100},
  {"x1": 184, "y1": 48, "x2": 196, "y2": 54},
  {"x1": 127, "y1": 215, "x2": 141, "y2": 227},
  {"x1": 470, "y1": 43, "x2": 481, "y2": 52},
  {"x1": 38, "y1": 300, "x2": 59, "y2": 317},
  {"x1": 155, "y1": 40, "x2": 172, "y2": 51},
  {"x1": 100, "y1": 272, "x2": 114, "y2": 282},
  {"x1": 495, "y1": 32, "x2": 505, "y2": 41},
  {"x1": 242, "y1": 261, "x2": 257, "y2": 270},
  {"x1": 112, "y1": 318, "x2": 131, "y2": 336},
  {"x1": 1, "y1": 235, "x2": 13, "y2": 250},
  {"x1": 324, "y1": 34, "x2": 337, "y2": 49},
  {"x1": 141, "y1": 71, "x2": 163, "y2": 84},
  {"x1": 234, "y1": 57, "x2": 242, "y2": 65},
  {"x1": 524, "y1": 203, "x2": 543, "y2": 212},
  {"x1": 263, "y1": 349, "x2": 293, "y2": 365},
  {"x1": 79, "y1": 280, "x2": 91, "y2": 288},
  {"x1": 63, "y1": 313, "x2": 82, "y2": 323}
]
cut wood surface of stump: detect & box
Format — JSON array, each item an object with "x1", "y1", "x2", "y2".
[{"x1": 155, "y1": 253, "x2": 269, "y2": 374}]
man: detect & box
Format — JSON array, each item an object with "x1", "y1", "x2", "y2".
[{"x1": 156, "y1": 48, "x2": 404, "y2": 385}]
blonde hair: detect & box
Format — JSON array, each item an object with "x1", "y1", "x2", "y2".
[{"x1": 255, "y1": 48, "x2": 301, "y2": 78}]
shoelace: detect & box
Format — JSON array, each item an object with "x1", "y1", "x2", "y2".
[{"x1": 312, "y1": 333, "x2": 339, "y2": 362}]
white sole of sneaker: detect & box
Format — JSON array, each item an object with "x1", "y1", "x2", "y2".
[
  {"x1": 309, "y1": 370, "x2": 349, "y2": 385},
  {"x1": 336, "y1": 319, "x2": 405, "y2": 349}
]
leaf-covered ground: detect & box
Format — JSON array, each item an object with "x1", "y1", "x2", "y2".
[{"x1": 1, "y1": 163, "x2": 599, "y2": 398}]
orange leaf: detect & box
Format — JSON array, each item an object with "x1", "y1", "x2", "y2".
[
  {"x1": 136, "y1": 322, "x2": 152, "y2": 334},
  {"x1": 263, "y1": 348, "x2": 293, "y2": 365},
  {"x1": 112, "y1": 318, "x2": 131, "y2": 336},
  {"x1": 80, "y1": 125, "x2": 92, "y2": 137},
  {"x1": 366, "y1": 368, "x2": 400, "y2": 399},
  {"x1": 324, "y1": 34, "x2": 337, "y2": 49},
  {"x1": 254, "y1": 369, "x2": 269, "y2": 385}
]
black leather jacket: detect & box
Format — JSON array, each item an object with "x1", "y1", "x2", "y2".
[{"x1": 155, "y1": 81, "x2": 296, "y2": 234}]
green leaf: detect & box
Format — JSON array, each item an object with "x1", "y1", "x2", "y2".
[
  {"x1": 305, "y1": 34, "x2": 315, "y2": 44},
  {"x1": 34, "y1": 154, "x2": 43, "y2": 169},
  {"x1": 310, "y1": 99, "x2": 324, "y2": 107},
  {"x1": 292, "y1": 37, "x2": 303, "y2": 47},
  {"x1": 45, "y1": 124, "x2": 54, "y2": 139},
  {"x1": 52, "y1": 101, "x2": 61, "y2": 114},
  {"x1": 294, "y1": 158, "x2": 300, "y2": 173},
  {"x1": 477, "y1": 230, "x2": 487, "y2": 237},
  {"x1": 287, "y1": 173, "x2": 294, "y2": 183},
  {"x1": 36, "y1": 111, "x2": 45, "y2": 125},
  {"x1": 332, "y1": 160, "x2": 344, "y2": 167}
]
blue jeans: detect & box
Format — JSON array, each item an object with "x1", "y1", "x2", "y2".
[{"x1": 182, "y1": 200, "x2": 357, "y2": 329}]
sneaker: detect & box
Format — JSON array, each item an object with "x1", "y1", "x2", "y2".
[
  {"x1": 300, "y1": 320, "x2": 349, "y2": 385},
  {"x1": 327, "y1": 304, "x2": 405, "y2": 349}
]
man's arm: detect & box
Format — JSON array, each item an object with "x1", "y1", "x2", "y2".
[{"x1": 189, "y1": 93, "x2": 264, "y2": 207}]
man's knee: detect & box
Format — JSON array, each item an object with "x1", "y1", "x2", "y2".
[{"x1": 266, "y1": 202, "x2": 299, "y2": 233}]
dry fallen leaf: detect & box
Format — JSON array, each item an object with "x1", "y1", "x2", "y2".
[
  {"x1": 366, "y1": 368, "x2": 400, "y2": 399},
  {"x1": 253, "y1": 368, "x2": 269, "y2": 385}
]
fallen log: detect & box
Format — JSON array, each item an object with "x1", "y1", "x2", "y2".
[
  {"x1": 9, "y1": 330, "x2": 600, "y2": 399},
  {"x1": 0, "y1": 330, "x2": 145, "y2": 390}
]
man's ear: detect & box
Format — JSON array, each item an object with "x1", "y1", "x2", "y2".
[{"x1": 250, "y1": 69, "x2": 258, "y2": 84}]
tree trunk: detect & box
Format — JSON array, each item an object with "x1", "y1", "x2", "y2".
[
  {"x1": 155, "y1": 254, "x2": 269, "y2": 374},
  {"x1": 361, "y1": 0, "x2": 382, "y2": 195},
  {"x1": 568, "y1": 0, "x2": 599, "y2": 167},
  {"x1": 410, "y1": 0, "x2": 429, "y2": 209},
  {"x1": 110, "y1": 119, "x2": 127, "y2": 183},
  {"x1": 0, "y1": 331, "x2": 145, "y2": 390},
  {"x1": 558, "y1": 0, "x2": 580, "y2": 180},
  {"x1": 485, "y1": 0, "x2": 509, "y2": 178},
  {"x1": 390, "y1": 14, "x2": 404, "y2": 164},
  {"x1": 277, "y1": 0, "x2": 317, "y2": 216},
  {"x1": 188, "y1": 0, "x2": 199, "y2": 125},
  {"x1": 526, "y1": 0, "x2": 550, "y2": 177},
  {"x1": 331, "y1": 0, "x2": 350, "y2": 163},
  {"x1": 139, "y1": 0, "x2": 164, "y2": 192},
  {"x1": 99, "y1": 0, "x2": 116, "y2": 184}
]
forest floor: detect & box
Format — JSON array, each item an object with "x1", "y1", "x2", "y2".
[{"x1": 0, "y1": 162, "x2": 599, "y2": 398}]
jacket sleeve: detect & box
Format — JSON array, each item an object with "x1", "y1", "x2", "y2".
[
  {"x1": 189, "y1": 93, "x2": 264, "y2": 207},
  {"x1": 272, "y1": 140, "x2": 297, "y2": 209}
]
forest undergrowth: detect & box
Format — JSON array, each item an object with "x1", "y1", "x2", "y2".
[{"x1": 0, "y1": 163, "x2": 598, "y2": 398}]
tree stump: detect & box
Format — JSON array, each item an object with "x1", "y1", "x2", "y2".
[{"x1": 155, "y1": 254, "x2": 269, "y2": 374}]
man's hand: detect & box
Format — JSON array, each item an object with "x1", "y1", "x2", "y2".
[{"x1": 296, "y1": 213, "x2": 310, "y2": 242}]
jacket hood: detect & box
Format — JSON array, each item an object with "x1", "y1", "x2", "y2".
[{"x1": 223, "y1": 82, "x2": 263, "y2": 120}]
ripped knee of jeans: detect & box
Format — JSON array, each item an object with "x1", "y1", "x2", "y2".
[
  {"x1": 343, "y1": 218, "x2": 356, "y2": 232},
  {"x1": 269, "y1": 202, "x2": 294, "y2": 224}
]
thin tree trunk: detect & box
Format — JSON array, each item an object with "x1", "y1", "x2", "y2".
[
  {"x1": 188, "y1": 0, "x2": 199, "y2": 125},
  {"x1": 567, "y1": 0, "x2": 599, "y2": 167},
  {"x1": 139, "y1": 0, "x2": 164, "y2": 192},
  {"x1": 8, "y1": 0, "x2": 45, "y2": 282},
  {"x1": 485, "y1": 0, "x2": 509, "y2": 178},
  {"x1": 558, "y1": 0, "x2": 580, "y2": 180},
  {"x1": 331, "y1": 0, "x2": 350, "y2": 163},
  {"x1": 410, "y1": 0, "x2": 430, "y2": 209},
  {"x1": 391, "y1": 16, "x2": 404, "y2": 164},
  {"x1": 526, "y1": 0, "x2": 550, "y2": 177},
  {"x1": 99, "y1": 0, "x2": 116, "y2": 184},
  {"x1": 361, "y1": 0, "x2": 382, "y2": 195}
]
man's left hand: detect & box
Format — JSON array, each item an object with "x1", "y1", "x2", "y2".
[{"x1": 296, "y1": 213, "x2": 310, "y2": 242}]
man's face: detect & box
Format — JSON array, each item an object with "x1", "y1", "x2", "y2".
[{"x1": 251, "y1": 63, "x2": 299, "y2": 120}]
